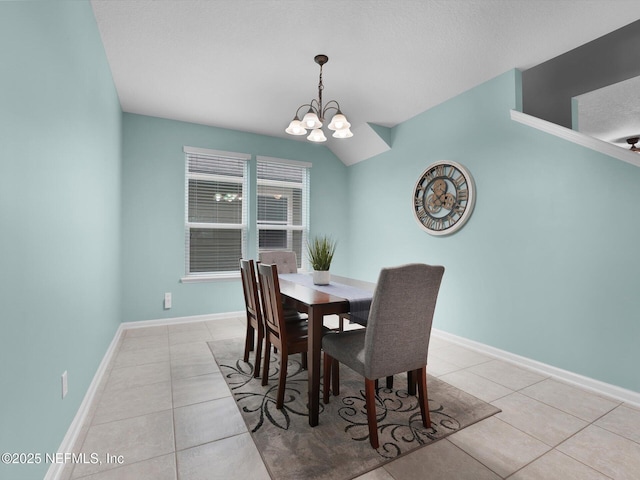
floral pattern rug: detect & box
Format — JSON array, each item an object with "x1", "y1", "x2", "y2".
[{"x1": 209, "y1": 338, "x2": 500, "y2": 480}]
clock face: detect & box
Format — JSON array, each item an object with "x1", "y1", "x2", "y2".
[{"x1": 413, "y1": 161, "x2": 476, "y2": 236}]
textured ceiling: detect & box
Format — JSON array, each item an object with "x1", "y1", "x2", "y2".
[
  {"x1": 576, "y1": 76, "x2": 640, "y2": 148},
  {"x1": 91, "y1": 0, "x2": 640, "y2": 164}
]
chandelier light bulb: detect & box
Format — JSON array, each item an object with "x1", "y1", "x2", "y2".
[
  {"x1": 307, "y1": 128, "x2": 327, "y2": 142},
  {"x1": 328, "y1": 113, "x2": 350, "y2": 131},
  {"x1": 285, "y1": 117, "x2": 307, "y2": 135},
  {"x1": 332, "y1": 127, "x2": 353, "y2": 139},
  {"x1": 302, "y1": 110, "x2": 322, "y2": 129}
]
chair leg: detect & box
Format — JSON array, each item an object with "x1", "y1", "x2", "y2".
[
  {"x1": 301, "y1": 351, "x2": 308, "y2": 369},
  {"x1": 416, "y1": 367, "x2": 431, "y2": 428},
  {"x1": 331, "y1": 358, "x2": 340, "y2": 396},
  {"x1": 262, "y1": 339, "x2": 271, "y2": 386},
  {"x1": 323, "y1": 353, "x2": 332, "y2": 404},
  {"x1": 243, "y1": 324, "x2": 254, "y2": 362},
  {"x1": 253, "y1": 329, "x2": 263, "y2": 378},
  {"x1": 276, "y1": 351, "x2": 288, "y2": 409},
  {"x1": 407, "y1": 370, "x2": 416, "y2": 395},
  {"x1": 364, "y1": 378, "x2": 379, "y2": 449},
  {"x1": 386, "y1": 375, "x2": 394, "y2": 389}
]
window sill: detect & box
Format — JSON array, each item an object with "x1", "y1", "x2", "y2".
[{"x1": 181, "y1": 273, "x2": 240, "y2": 283}]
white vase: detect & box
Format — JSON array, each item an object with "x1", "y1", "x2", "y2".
[{"x1": 313, "y1": 270, "x2": 331, "y2": 285}]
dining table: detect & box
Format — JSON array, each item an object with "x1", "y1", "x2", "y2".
[{"x1": 277, "y1": 272, "x2": 375, "y2": 427}]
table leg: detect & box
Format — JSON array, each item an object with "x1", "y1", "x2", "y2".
[{"x1": 307, "y1": 305, "x2": 322, "y2": 427}]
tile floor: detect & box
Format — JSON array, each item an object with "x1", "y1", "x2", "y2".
[{"x1": 61, "y1": 315, "x2": 640, "y2": 480}]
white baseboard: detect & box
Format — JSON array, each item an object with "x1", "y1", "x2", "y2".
[
  {"x1": 432, "y1": 328, "x2": 640, "y2": 408},
  {"x1": 45, "y1": 311, "x2": 242, "y2": 480},
  {"x1": 44, "y1": 323, "x2": 126, "y2": 480},
  {"x1": 121, "y1": 311, "x2": 244, "y2": 330}
]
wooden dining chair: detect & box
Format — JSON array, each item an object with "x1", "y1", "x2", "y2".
[
  {"x1": 258, "y1": 262, "x2": 325, "y2": 409},
  {"x1": 322, "y1": 263, "x2": 445, "y2": 449},
  {"x1": 258, "y1": 250, "x2": 311, "y2": 322},
  {"x1": 240, "y1": 259, "x2": 266, "y2": 378},
  {"x1": 259, "y1": 250, "x2": 346, "y2": 332}
]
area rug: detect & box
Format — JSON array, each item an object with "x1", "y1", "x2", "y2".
[{"x1": 208, "y1": 338, "x2": 500, "y2": 480}]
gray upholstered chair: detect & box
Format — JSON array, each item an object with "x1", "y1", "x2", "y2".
[
  {"x1": 322, "y1": 263, "x2": 445, "y2": 449},
  {"x1": 258, "y1": 250, "x2": 298, "y2": 273}
]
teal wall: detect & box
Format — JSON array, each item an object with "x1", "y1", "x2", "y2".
[
  {"x1": 345, "y1": 69, "x2": 640, "y2": 392},
  {"x1": 0, "y1": 2, "x2": 122, "y2": 479},
  {"x1": 121, "y1": 114, "x2": 348, "y2": 322}
]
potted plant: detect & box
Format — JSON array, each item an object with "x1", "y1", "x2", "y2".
[{"x1": 307, "y1": 235, "x2": 337, "y2": 285}]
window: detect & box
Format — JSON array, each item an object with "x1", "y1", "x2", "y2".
[
  {"x1": 257, "y1": 157, "x2": 310, "y2": 269},
  {"x1": 184, "y1": 147, "x2": 249, "y2": 278}
]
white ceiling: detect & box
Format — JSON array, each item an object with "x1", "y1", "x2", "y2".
[
  {"x1": 91, "y1": 0, "x2": 640, "y2": 164},
  {"x1": 576, "y1": 75, "x2": 640, "y2": 148}
]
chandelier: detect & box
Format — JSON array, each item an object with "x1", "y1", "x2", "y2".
[{"x1": 285, "y1": 54, "x2": 353, "y2": 143}]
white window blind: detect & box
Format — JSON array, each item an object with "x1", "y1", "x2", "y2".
[
  {"x1": 184, "y1": 147, "x2": 249, "y2": 277},
  {"x1": 256, "y1": 157, "x2": 310, "y2": 269}
]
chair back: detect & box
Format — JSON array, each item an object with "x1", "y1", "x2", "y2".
[
  {"x1": 240, "y1": 259, "x2": 262, "y2": 326},
  {"x1": 364, "y1": 263, "x2": 444, "y2": 379},
  {"x1": 258, "y1": 251, "x2": 298, "y2": 273},
  {"x1": 257, "y1": 263, "x2": 287, "y2": 343}
]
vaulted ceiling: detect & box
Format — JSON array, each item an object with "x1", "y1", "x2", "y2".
[{"x1": 91, "y1": 0, "x2": 640, "y2": 165}]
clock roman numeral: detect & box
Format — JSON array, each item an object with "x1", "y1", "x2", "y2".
[{"x1": 453, "y1": 175, "x2": 466, "y2": 188}]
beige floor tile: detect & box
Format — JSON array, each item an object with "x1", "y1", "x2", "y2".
[
  {"x1": 72, "y1": 410, "x2": 174, "y2": 478},
  {"x1": 124, "y1": 325, "x2": 169, "y2": 338},
  {"x1": 427, "y1": 355, "x2": 463, "y2": 377},
  {"x1": 113, "y1": 345, "x2": 170, "y2": 369},
  {"x1": 172, "y1": 372, "x2": 231, "y2": 408},
  {"x1": 170, "y1": 342, "x2": 214, "y2": 362},
  {"x1": 467, "y1": 359, "x2": 548, "y2": 391},
  {"x1": 92, "y1": 381, "x2": 173, "y2": 425},
  {"x1": 119, "y1": 334, "x2": 169, "y2": 352},
  {"x1": 520, "y1": 379, "x2": 620, "y2": 422},
  {"x1": 448, "y1": 416, "x2": 550, "y2": 478},
  {"x1": 558, "y1": 425, "x2": 640, "y2": 480},
  {"x1": 73, "y1": 453, "x2": 177, "y2": 480},
  {"x1": 167, "y1": 321, "x2": 210, "y2": 334},
  {"x1": 439, "y1": 369, "x2": 513, "y2": 403},
  {"x1": 169, "y1": 330, "x2": 214, "y2": 346},
  {"x1": 594, "y1": 404, "x2": 640, "y2": 443},
  {"x1": 205, "y1": 318, "x2": 246, "y2": 340},
  {"x1": 510, "y1": 449, "x2": 609, "y2": 480},
  {"x1": 104, "y1": 361, "x2": 171, "y2": 392},
  {"x1": 174, "y1": 397, "x2": 247, "y2": 451},
  {"x1": 176, "y1": 433, "x2": 270, "y2": 480},
  {"x1": 430, "y1": 344, "x2": 493, "y2": 369},
  {"x1": 493, "y1": 392, "x2": 588, "y2": 446},
  {"x1": 170, "y1": 342, "x2": 219, "y2": 379},
  {"x1": 353, "y1": 467, "x2": 396, "y2": 480},
  {"x1": 427, "y1": 334, "x2": 457, "y2": 352},
  {"x1": 384, "y1": 439, "x2": 501, "y2": 480}
]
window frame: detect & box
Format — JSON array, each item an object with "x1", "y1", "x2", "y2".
[
  {"x1": 256, "y1": 156, "x2": 311, "y2": 270},
  {"x1": 182, "y1": 146, "x2": 250, "y2": 282}
]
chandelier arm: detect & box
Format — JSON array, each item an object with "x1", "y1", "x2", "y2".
[
  {"x1": 321, "y1": 100, "x2": 342, "y2": 119},
  {"x1": 296, "y1": 100, "x2": 319, "y2": 118}
]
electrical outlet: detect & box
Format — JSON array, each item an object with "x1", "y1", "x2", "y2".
[
  {"x1": 61, "y1": 371, "x2": 68, "y2": 399},
  {"x1": 164, "y1": 292, "x2": 172, "y2": 309}
]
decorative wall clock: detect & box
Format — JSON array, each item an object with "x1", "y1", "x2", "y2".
[{"x1": 412, "y1": 160, "x2": 476, "y2": 236}]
